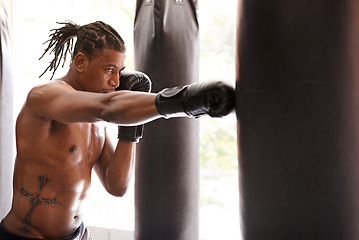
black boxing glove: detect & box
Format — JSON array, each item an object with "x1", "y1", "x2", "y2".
[
  {"x1": 116, "y1": 70, "x2": 152, "y2": 143},
  {"x1": 155, "y1": 80, "x2": 235, "y2": 118},
  {"x1": 116, "y1": 70, "x2": 152, "y2": 92}
]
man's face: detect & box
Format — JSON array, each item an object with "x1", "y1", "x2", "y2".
[{"x1": 82, "y1": 48, "x2": 126, "y2": 93}]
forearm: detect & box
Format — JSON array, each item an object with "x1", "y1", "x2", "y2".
[
  {"x1": 103, "y1": 140, "x2": 136, "y2": 197},
  {"x1": 101, "y1": 91, "x2": 160, "y2": 125}
]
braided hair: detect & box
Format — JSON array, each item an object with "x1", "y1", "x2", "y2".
[{"x1": 39, "y1": 21, "x2": 126, "y2": 79}]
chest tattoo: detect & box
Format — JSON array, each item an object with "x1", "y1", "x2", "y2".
[{"x1": 19, "y1": 174, "x2": 61, "y2": 233}]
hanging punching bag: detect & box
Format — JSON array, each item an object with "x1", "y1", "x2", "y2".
[
  {"x1": 237, "y1": 0, "x2": 359, "y2": 239},
  {"x1": 0, "y1": 0, "x2": 13, "y2": 219},
  {"x1": 134, "y1": 0, "x2": 199, "y2": 239}
]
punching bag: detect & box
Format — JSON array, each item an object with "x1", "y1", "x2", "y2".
[
  {"x1": 134, "y1": 0, "x2": 199, "y2": 239},
  {"x1": 0, "y1": 0, "x2": 13, "y2": 219},
  {"x1": 237, "y1": 0, "x2": 359, "y2": 239}
]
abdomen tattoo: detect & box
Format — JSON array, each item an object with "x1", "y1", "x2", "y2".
[{"x1": 19, "y1": 174, "x2": 61, "y2": 233}]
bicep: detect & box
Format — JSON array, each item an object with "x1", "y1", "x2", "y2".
[
  {"x1": 26, "y1": 81, "x2": 159, "y2": 125},
  {"x1": 27, "y1": 83, "x2": 109, "y2": 123}
]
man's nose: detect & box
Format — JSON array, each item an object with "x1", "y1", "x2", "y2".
[{"x1": 110, "y1": 73, "x2": 120, "y2": 89}]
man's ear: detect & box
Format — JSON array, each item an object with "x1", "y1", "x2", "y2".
[{"x1": 74, "y1": 52, "x2": 88, "y2": 73}]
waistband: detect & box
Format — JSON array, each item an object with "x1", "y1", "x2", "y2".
[{"x1": 0, "y1": 220, "x2": 84, "y2": 240}]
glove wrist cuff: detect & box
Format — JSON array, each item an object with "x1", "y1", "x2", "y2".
[{"x1": 118, "y1": 125, "x2": 144, "y2": 143}]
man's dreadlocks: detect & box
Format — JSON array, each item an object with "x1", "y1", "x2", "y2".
[{"x1": 39, "y1": 21, "x2": 126, "y2": 79}]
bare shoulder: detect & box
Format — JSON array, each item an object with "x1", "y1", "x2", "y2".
[
  {"x1": 22, "y1": 79, "x2": 111, "y2": 124},
  {"x1": 15, "y1": 81, "x2": 72, "y2": 133},
  {"x1": 24, "y1": 80, "x2": 73, "y2": 112},
  {"x1": 27, "y1": 80, "x2": 73, "y2": 103}
]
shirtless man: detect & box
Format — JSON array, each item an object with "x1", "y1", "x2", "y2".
[{"x1": 0, "y1": 21, "x2": 235, "y2": 239}]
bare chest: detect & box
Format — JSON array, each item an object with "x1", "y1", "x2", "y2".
[{"x1": 46, "y1": 121, "x2": 106, "y2": 167}]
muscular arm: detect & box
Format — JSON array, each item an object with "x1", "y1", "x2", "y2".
[
  {"x1": 93, "y1": 130, "x2": 135, "y2": 197},
  {"x1": 27, "y1": 80, "x2": 160, "y2": 125}
]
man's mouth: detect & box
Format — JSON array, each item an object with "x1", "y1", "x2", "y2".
[{"x1": 99, "y1": 89, "x2": 115, "y2": 93}]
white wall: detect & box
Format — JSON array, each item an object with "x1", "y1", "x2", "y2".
[
  {"x1": 0, "y1": 0, "x2": 14, "y2": 219},
  {"x1": 88, "y1": 226, "x2": 134, "y2": 240}
]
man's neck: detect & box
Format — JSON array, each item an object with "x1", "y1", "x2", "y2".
[{"x1": 60, "y1": 70, "x2": 83, "y2": 91}]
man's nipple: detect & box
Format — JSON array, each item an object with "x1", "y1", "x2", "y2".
[{"x1": 69, "y1": 145, "x2": 77, "y2": 153}]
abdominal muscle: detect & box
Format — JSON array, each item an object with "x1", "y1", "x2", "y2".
[
  {"x1": 3, "y1": 119, "x2": 105, "y2": 239},
  {"x1": 4, "y1": 158, "x2": 93, "y2": 239}
]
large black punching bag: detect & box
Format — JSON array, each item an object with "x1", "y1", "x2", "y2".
[
  {"x1": 133, "y1": 0, "x2": 199, "y2": 239},
  {"x1": 0, "y1": 0, "x2": 13, "y2": 219},
  {"x1": 237, "y1": 0, "x2": 359, "y2": 239}
]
